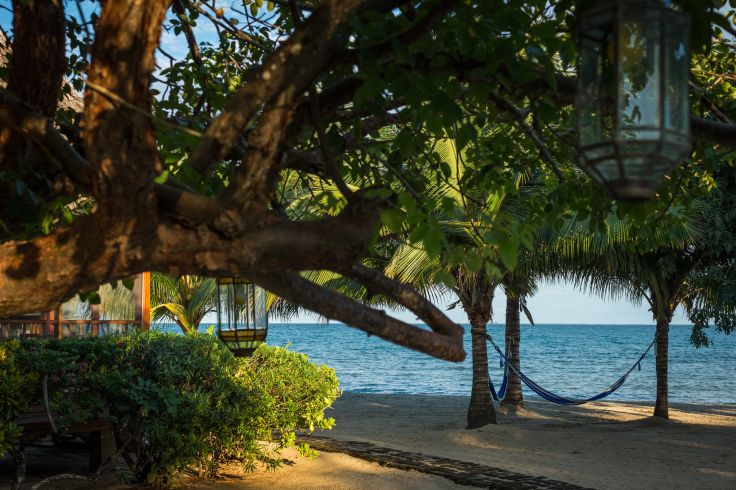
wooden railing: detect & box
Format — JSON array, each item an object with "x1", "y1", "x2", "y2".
[{"x1": 0, "y1": 319, "x2": 142, "y2": 340}]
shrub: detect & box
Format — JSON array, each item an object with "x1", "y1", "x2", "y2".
[
  {"x1": 238, "y1": 345, "x2": 341, "y2": 468},
  {"x1": 6, "y1": 333, "x2": 340, "y2": 486},
  {"x1": 0, "y1": 341, "x2": 32, "y2": 457}
]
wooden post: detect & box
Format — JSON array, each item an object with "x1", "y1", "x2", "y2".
[
  {"x1": 91, "y1": 302, "x2": 100, "y2": 337},
  {"x1": 142, "y1": 272, "x2": 151, "y2": 331},
  {"x1": 43, "y1": 307, "x2": 62, "y2": 338},
  {"x1": 134, "y1": 272, "x2": 151, "y2": 332}
]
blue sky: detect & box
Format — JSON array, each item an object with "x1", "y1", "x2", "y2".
[{"x1": 282, "y1": 280, "x2": 689, "y2": 325}]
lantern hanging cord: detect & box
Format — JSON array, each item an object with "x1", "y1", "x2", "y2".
[{"x1": 488, "y1": 91, "x2": 565, "y2": 182}]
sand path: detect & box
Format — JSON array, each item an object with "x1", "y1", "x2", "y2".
[
  {"x1": 321, "y1": 393, "x2": 736, "y2": 489},
  {"x1": 184, "y1": 393, "x2": 735, "y2": 489}
]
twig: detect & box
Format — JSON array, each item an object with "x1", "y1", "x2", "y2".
[
  {"x1": 86, "y1": 81, "x2": 204, "y2": 139},
  {"x1": 308, "y1": 88, "x2": 355, "y2": 201},
  {"x1": 74, "y1": 0, "x2": 93, "y2": 46},
  {"x1": 488, "y1": 90, "x2": 565, "y2": 182},
  {"x1": 173, "y1": 0, "x2": 210, "y2": 115},
  {"x1": 42, "y1": 374, "x2": 59, "y2": 434},
  {"x1": 192, "y1": 3, "x2": 266, "y2": 49}
]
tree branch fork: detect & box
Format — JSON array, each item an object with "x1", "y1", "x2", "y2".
[{"x1": 0, "y1": 0, "x2": 471, "y2": 361}]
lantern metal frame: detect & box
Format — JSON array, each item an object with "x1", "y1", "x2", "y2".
[
  {"x1": 576, "y1": 0, "x2": 691, "y2": 200},
  {"x1": 215, "y1": 276, "x2": 268, "y2": 357}
]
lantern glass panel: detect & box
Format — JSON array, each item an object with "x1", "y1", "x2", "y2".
[
  {"x1": 617, "y1": 16, "x2": 661, "y2": 135},
  {"x1": 578, "y1": 13, "x2": 616, "y2": 147},
  {"x1": 663, "y1": 14, "x2": 690, "y2": 133},
  {"x1": 254, "y1": 286, "x2": 267, "y2": 329},
  {"x1": 217, "y1": 281, "x2": 233, "y2": 330}
]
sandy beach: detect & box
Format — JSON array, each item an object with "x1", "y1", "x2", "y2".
[{"x1": 188, "y1": 392, "x2": 736, "y2": 489}]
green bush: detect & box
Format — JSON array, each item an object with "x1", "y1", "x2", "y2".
[
  {"x1": 6, "y1": 333, "x2": 340, "y2": 486},
  {"x1": 0, "y1": 341, "x2": 32, "y2": 457}
]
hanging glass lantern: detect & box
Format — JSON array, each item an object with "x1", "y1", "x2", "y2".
[
  {"x1": 576, "y1": 0, "x2": 691, "y2": 200},
  {"x1": 216, "y1": 277, "x2": 268, "y2": 357}
]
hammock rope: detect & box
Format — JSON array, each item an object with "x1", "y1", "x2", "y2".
[{"x1": 486, "y1": 334, "x2": 655, "y2": 405}]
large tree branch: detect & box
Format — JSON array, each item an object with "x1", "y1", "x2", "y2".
[
  {"x1": 84, "y1": 0, "x2": 169, "y2": 211},
  {"x1": 7, "y1": 0, "x2": 66, "y2": 116},
  {"x1": 345, "y1": 263, "x2": 464, "y2": 340},
  {"x1": 0, "y1": 188, "x2": 388, "y2": 310},
  {"x1": 1, "y1": 0, "x2": 66, "y2": 176},
  {"x1": 691, "y1": 115, "x2": 736, "y2": 147},
  {"x1": 251, "y1": 270, "x2": 465, "y2": 361},
  {"x1": 0, "y1": 88, "x2": 91, "y2": 187},
  {"x1": 187, "y1": 0, "x2": 364, "y2": 176}
]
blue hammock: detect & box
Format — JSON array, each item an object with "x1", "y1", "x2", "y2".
[{"x1": 486, "y1": 334, "x2": 655, "y2": 405}]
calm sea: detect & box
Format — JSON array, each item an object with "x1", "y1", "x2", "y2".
[{"x1": 153, "y1": 323, "x2": 736, "y2": 404}]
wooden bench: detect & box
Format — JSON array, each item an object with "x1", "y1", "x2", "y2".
[{"x1": 15, "y1": 406, "x2": 117, "y2": 472}]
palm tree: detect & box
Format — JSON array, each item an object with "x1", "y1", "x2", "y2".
[
  {"x1": 150, "y1": 273, "x2": 217, "y2": 335},
  {"x1": 500, "y1": 266, "x2": 536, "y2": 408},
  {"x1": 548, "y1": 200, "x2": 734, "y2": 418},
  {"x1": 388, "y1": 244, "x2": 499, "y2": 427},
  {"x1": 567, "y1": 249, "x2": 700, "y2": 418},
  {"x1": 384, "y1": 135, "x2": 542, "y2": 428}
]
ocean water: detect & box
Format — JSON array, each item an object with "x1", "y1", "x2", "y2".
[{"x1": 153, "y1": 323, "x2": 736, "y2": 404}]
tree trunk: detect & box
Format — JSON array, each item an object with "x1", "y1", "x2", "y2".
[
  {"x1": 654, "y1": 313, "x2": 670, "y2": 419},
  {"x1": 467, "y1": 311, "x2": 497, "y2": 428},
  {"x1": 459, "y1": 277, "x2": 497, "y2": 429},
  {"x1": 502, "y1": 295, "x2": 523, "y2": 408}
]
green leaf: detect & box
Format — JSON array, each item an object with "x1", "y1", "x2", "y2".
[
  {"x1": 435, "y1": 270, "x2": 456, "y2": 289},
  {"x1": 122, "y1": 277, "x2": 135, "y2": 290},
  {"x1": 456, "y1": 124, "x2": 477, "y2": 151},
  {"x1": 380, "y1": 210, "x2": 403, "y2": 232},
  {"x1": 154, "y1": 170, "x2": 170, "y2": 185},
  {"x1": 423, "y1": 228, "x2": 443, "y2": 258},
  {"x1": 499, "y1": 242, "x2": 519, "y2": 271},
  {"x1": 465, "y1": 253, "x2": 483, "y2": 273}
]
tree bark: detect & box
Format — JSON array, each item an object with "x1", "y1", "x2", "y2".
[
  {"x1": 459, "y1": 276, "x2": 497, "y2": 428},
  {"x1": 502, "y1": 295, "x2": 523, "y2": 408},
  {"x1": 0, "y1": 0, "x2": 67, "y2": 233},
  {"x1": 654, "y1": 313, "x2": 670, "y2": 419}
]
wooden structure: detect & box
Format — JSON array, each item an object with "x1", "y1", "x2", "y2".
[
  {"x1": 0, "y1": 272, "x2": 151, "y2": 340},
  {"x1": 15, "y1": 406, "x2": 116, "y2": 472},
  {"x1": 3, "y1": 274, "x2": 151, "y2": 484}
]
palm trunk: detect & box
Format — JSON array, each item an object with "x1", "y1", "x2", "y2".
[
  {"x1": 502, "y1": 295, "x2": 523, "y2": 408},
  {"x1": 654, "y1": 313, "x2": 670, "y2": 418},
  {"x1": 457, "y1": 273, "x2": 497, "y2": 429},
  {"x1": 467, "y1": 309, "x2": 497, "y2": 428}
]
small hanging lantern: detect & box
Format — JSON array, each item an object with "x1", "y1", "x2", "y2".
[
  {"x1": 576, "y1": 0, "x2": 691, "y2": 200},
  {"x1": 215, "y1": 277, "x2": 268, "y2": 357}
]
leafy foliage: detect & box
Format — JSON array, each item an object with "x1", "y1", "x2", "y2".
[
  {"x1": 8, "y1": 334, "x2": 340, "y2": 486},
  {"x1": 0, "y1": 341, "x2": 32, "y2": 457}
]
